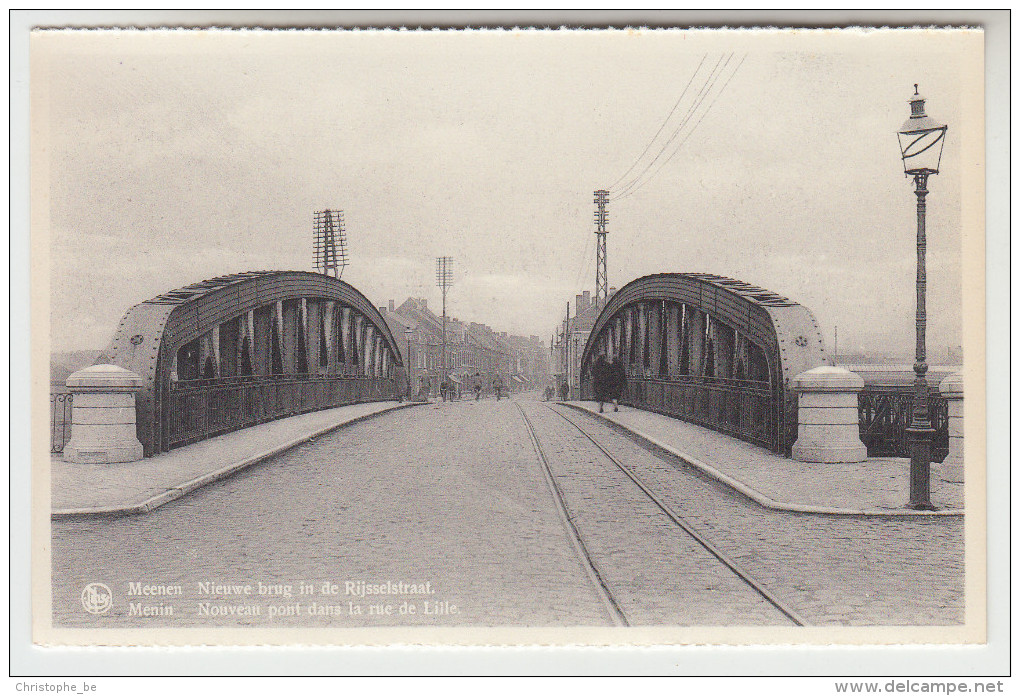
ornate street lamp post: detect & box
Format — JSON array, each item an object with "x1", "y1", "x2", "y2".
[{"x1": 896, "y1": 84, "x2": 947, "y2": 511}]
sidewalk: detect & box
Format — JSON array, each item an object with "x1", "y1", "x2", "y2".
[
  {"x1": 565, "y1": 402, "x2": 963, "y2": 516},
  {"x1": 52, "y1": 401, "x2": 419, "y2": 519}
]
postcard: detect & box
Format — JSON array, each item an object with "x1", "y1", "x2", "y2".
[{"x1": 30, "y1": 25, "x2": 985, "y2": 649}]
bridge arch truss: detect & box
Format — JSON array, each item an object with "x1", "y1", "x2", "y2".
[
  {"x1": 580, "y1": 273, "x2": 830, "y2": 454},
  {"x1": 100, "y1": 271, "x2": 405, "y2": 456}
]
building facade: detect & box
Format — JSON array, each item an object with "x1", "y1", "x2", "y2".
[
  {"x1": 389, "y1": 297, "x2": 548, "y2": 400},
  {"x1": 553, "y1": 289, "x2": 610, "y2": 398}
]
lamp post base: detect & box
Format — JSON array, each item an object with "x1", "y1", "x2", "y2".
[{"x1": 906, "y1": 424, "x2": 936, "y2": 510}]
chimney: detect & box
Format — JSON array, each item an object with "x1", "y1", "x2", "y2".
[
  {"x1": 575, "y1": 294, "x2": 584, "y2": 316},
  {"x1": 583, "y1": 291, "x2": 591, "y2": 311},
  {"x1": 388, "y1": 299, "x2": 395, "y2": 313}
]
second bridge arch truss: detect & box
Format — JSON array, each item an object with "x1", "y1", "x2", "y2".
[{"x1": 580, "y1": 273, "x2": 830, "y2": 453}]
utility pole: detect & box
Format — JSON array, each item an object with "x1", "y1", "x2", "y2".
[
  {"x1": 313, "y1": 209, "x2": 348, "y2": 278},
  {"x1": 564, "y1": 301, "x2": 571, "y2": 397},
  {"x1": 550, "y1": 332, "x2": 558, "y2": 379},
  {"x1": 594, "y1": 189, "x2": 609, "y2": 304},
  {"x1": 436, "y1": 256, "x2": 454, "y2": 387}
]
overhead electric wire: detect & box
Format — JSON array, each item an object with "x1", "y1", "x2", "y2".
[
  {"x1": 609, "y1": 52, "x2": 731, "y2": 201},
  {"x1": 611, "y1": 53, "x2": 744, "y2": 202},
  {"x1": 608, "y1": 53, "x2": 728, "y2": 200},
  {"x1": 612, "y1": 53, "x2": 747, "y2": 203},
  {"x1": 580, "y1": 238, "x2": 597, "y2": 294},
  {"x1": 606, "y1": 54, "x2": 708, "y2": 192},
  {"x1": 609, "y1": 53, "x2": 732, "y2": 202},
  {"x1": 572, "y1": 232, "x2": 595, "y2": 294},
  {"x1": 647, "y1": 54, "x2": 748, "y2": 183}
]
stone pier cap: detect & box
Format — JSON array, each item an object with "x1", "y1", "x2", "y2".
[
  {"x1": 791, "y1": 365, "x2": 865, "y2": 392},
  {"x1": 66, "y1": 364, "x2": 144, "y2": 391},
  {"x1": 63, "y1": 364, "x2": 144, "y2": 464},
  {"x1": 791, "y1": 366, "x2": 867, "y2": 464},
  {"x1": 939, "y1": 371, "x2": 964, "y2": 398},
  {"x1": 938, "y1": 371, "x2": 964, "y2": 484}
]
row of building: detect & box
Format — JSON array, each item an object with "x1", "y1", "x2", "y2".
[
  {"x1": 551, "y1": 289, "x2": 609, "y2": 399},
  {"x1": 377, "y1": 297, "x2": 552, "y2": 399}
]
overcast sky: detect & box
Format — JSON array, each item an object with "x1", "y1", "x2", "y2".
[{"x1": 37, "y1": 29, "x2": 980, "y2": 359}]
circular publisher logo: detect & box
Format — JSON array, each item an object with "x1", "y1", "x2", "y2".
[{"x1": 81, "y1": 583, "x2": 112, "y2": 615}]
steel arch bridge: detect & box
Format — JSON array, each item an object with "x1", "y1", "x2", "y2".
[
  {"x1": 580, "y1": 273, "x2": 831, "y2": 454},
  {"x1": 99, "y1": 271, "x2": 404, "y2": 456}
]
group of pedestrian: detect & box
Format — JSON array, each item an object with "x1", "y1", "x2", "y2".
[
  {"x1": 543, "y1": 379, "x2": 570, "y2": 401},
  {"x1": 591, "y1": 354, "x2": 626, "y2": 413},
  {"x1": 410, "y1": 372, "x2": 523, "y2": 403},
  {"x1": 440, "y1": 378, "x2": 455, "y2": 402}
]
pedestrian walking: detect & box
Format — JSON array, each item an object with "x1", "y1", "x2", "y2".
[
  {"x1": 473, "y1": 372, "x2": 482, "y2": 401},
  {"x1": 558, "y1": 380, "x2": 569, "y2": 401},
  {"x1": 493, "y1": 375, "x2": 505, "y2": 401},
  {"x1": 608, "y1": 356, "x2": 626, "y2": 412},
  {"x1": 394, "y1": 364, "x2": 408, "y2": 402},
  {"x1": 592, "y1": 354, "x2": 610, "y2": 413}
]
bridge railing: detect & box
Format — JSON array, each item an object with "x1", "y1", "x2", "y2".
[
  {"x1": 50, "y1": 387, "x2": 73, "y2": 453},
  {"x1": 617, "y1": 375, "x2": 777, "y2": 451},
  {"x1": 858, "y1": 386, "x2": 949, "y2": 462},
  {"x1": 165, "y1": 374, "x2": 397, "y2": 451}
]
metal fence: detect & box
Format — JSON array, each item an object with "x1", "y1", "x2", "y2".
[
  {"x1": 621, "y1": 376, "x2": 777, "y2": 451},
  {"x1": 858, "y1": 387, "x2": 949, "y2": 462},
  {"x1": 165, "y1": 374, "x2": 398, "y2": 451},
  {"x1": 50, "y1": 390, "x2": 73, "y2": 453}
]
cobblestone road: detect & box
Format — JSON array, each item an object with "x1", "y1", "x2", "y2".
[
  {"x1": 51, "y1": 395, "x2": 964, "y2": 628},
  {"x1": 548, "y1": 404, "x2": 964, "y2": 626},
  {"x1": 518, "y1": 401, "x2": 792, "y2": 626},
  {"x1": 52, "y1": 398, "x2": 607, "y2": 628}
]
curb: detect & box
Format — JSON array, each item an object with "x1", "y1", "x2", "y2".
[
  {"x1": 562, "y1": 403, "x2": 963, "y2": 518},
  {"x1": 52, "y1": 402, "x2": 423, "y2": 520}
]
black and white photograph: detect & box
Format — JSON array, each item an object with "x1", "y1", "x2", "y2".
[{"x1": 26, "y1": 21, "x2": 991, "y2": 662}]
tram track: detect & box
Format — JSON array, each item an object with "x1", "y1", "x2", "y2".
[
  {"x1": 515, "y1": 401, "x2": 630, "y2": 627},
  {"x1": 515, "y1": 399, "x2": 806, "y2": 627}
]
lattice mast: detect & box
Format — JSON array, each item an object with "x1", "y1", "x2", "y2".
[
  {"x1": 313, "y1": 209, "x2": 348, "y2": 279},
  {"x1": 436, "y1": 256, "x2": 454, "y2": 384},
  {"x1": 594, "y1": 189, "x2": 609, "y2": 304}
]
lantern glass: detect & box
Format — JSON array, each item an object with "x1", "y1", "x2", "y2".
[
  {"x1": 897, "y1": 88, "x2": 947, "y2": 175},
  {"x1": 898, "y1": 124, "x2": 947, "y2": 175}
]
